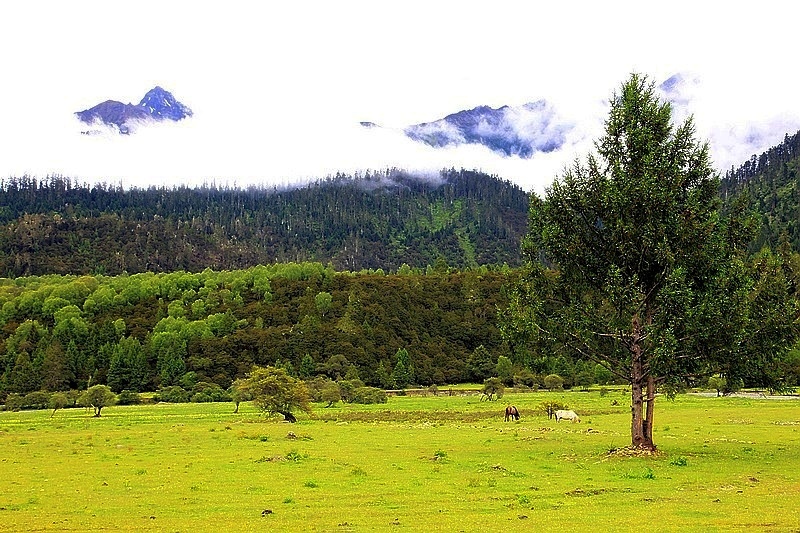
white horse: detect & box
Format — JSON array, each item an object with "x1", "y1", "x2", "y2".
[{"x1": 554, "y1": 409, "x2": 580, "y2": 423}]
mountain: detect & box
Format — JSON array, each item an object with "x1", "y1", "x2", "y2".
[
  {"x1": 75, "y1": 86, "x2": 192, "y2": 134},
  {"x1": 400, "y1": 100, "x2": 574, "y2": 158},
  {"x1": 0, "y1": 169, "x2": 530, "y2": 276}
]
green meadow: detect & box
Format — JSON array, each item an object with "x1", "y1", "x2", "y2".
[{"x1": 1, "y1": 391, "x2": 799, "y2": 532}]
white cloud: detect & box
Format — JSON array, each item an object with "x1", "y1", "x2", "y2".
[{"x1": 1, "y1": 1, "x2": 800, "y2": 196}]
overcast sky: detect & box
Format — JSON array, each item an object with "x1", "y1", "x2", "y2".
[{"x1": 2, "y1": 1, "x2": 798, "y2": 194}]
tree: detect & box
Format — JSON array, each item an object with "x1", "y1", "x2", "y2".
[
  {"x1": 391, "y1": 348, "x2": 413, "y2": 388},
  {"x1": 229, "y1": 379, "x2": 252, "y2": 413},
  {"x1": 481, "y1": 377, "x2": 504, "y2": 401},
  {"x1": 508, "y1": 73, "x2": 799, "y2": 450},
  {"x1": 80, "y1": 384, "x2": 116, "y2": 417},
  {"x1": 496, "y1": 355, "x2": 514, "y2": 385},
  {"x1": 543, "y1": 374, "x2": 564, "y2": 391},
  {"x1": 320, "y1": 381, "x2": 342, "y2": 407},
  {"x1": 315, "y1": 291, "x2": 333, "y2": 317},
  {"x1": 299, "y1": 354, "x2": 316, "y2": 379},
  {"x1": 707, "y1": 375, "x2": 726, "y2": 397},
  {"x1": 240, "y1": 366, "x2": 311, "y2": 423},
  {"x1": 49, "y1": 392, "x2": 68, "y2": 417},
  {"x1": 467, "y1": 345, "x2": 495, "y2": 382}
]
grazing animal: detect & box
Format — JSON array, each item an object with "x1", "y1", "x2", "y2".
[
  {"x1": 504, "y1": 405, "x2": 520, "y2": 421},
  {"x1": 554, "y1": 409, "x2": 580, "y2": 423}
]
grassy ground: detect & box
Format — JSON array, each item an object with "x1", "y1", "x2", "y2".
[{"x1": 1, "y1": 390, "x2": 799, "y2": 532}]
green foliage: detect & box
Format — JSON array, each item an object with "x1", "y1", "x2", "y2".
[
  {"x1": 507, "y1": 73, "x2": 800, "y2": 449},
  {"x1": 350, "y1": 386, "x2": 387, "y2": 404},
  {"x1": 116, "y1": 390, "x2": 142, "y2": 405},
  {"x1": 48, "y1": 391, "x2": 69, "y2": 416},
  {"x1": 314, "y1": 292, "x2": 332, "y2": 317},
  {"x1": 481, "y1": 377, "x2": 504, "y2": 401},
  {"x1": 495, "y1": 355, "x2": 513, "y2": 385},
  {"x1": 391, "y1": 348, "x2": 413, "y2": 388},
  {"x1": 512, "y1": 369, "x2": 538, "y2": 390},
  {"x1": 153, "y1": 386, "x2": 191, "y2": 403},
  {"x1": 0, "y1": 170, "x2": 529, "y2": 276},
  {"x1": 24, "y1": 390, "x2": 51, "y2": 410},
  {"x1": 240, "y1": 365, "x2": 311, "y2": 422},
  {"x1": 707, "y1": 375, "x2": 727, "y2": 396},
  {"x1": 320, "y1": 381, "x2": 342, "y2": 407},
  {"x1": 544, "y1": 374, "x2": 564, "y2": 391},
  {"x1": 467, "y1": 345, "x2": 495, "y2": 382},
  {"x1": 539, "y1": 400, "x2": 568, "y2": 419},
  {"x1": 79, "y1": 384, "x2": 116, "y2": 416}
]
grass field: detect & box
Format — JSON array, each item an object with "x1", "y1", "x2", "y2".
[{"x1": 1, "y1": 390, "x2": 799, "y2": 532}]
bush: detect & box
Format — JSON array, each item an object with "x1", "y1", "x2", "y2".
[
  {"x1": 190, "y1": 382, "x2": 231, "y2": 402},
  {"x1": 513, "y1": 369, "x2": 539, "y2": 389},
  {"x1": 544, "y1": 374, "x2": 564, "y2": 390},
  {"x1": 305, "y1": 376, "x2": 333, "y2": 402},
  {"x1": 350, "y1": 386, "x2": 387, "y2": 404},
  {"x1": 481, "y1": 377, "x2": 504, "y2": 401},
  {"x1": 338, "y1": 379, "x2": 366, "y2": 403},
  {"x1": 154, "y1": 386, "x2": 190, "y2": 403},
  {"x1": 117, "y1": 390, "x2": 142, "y2": 405},
  {"x1": 4, "y1": 393, "x2": 24, "y2": 411},
  {"x1": 23, "y1": 391, "x2": 51, "y2": 410}
]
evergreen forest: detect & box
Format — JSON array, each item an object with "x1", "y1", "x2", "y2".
[{"x1": 4, "y1": 125, "x2": 800, "y2": 405}]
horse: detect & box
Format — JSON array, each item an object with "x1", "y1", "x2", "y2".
[
  {"x1": 554, "y1": 409, "x2": 580, "y2": 423},
  {"x1": 504, "y1": 405, "x2": 520, "y2": 421}
]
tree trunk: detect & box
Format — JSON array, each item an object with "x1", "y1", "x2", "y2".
[
  {"x1": 281, "y1": 411, "x2": 297, "y2": 423},
  {"x1": 630, "y1": 315, "x2": 656, "y2": 450}
]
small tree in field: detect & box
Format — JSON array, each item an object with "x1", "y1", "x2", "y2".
[
  {"x1": 229, "y1": 379, "x2": 251, "y2": 413},
  {"x1": 321, "y1": 381, "x2": 342, "y2": 407},
  {"x1": 240, "y1": 366, "x2": 311, "y2": 423},
  {"x1": 49, "y1": 392, "x2": 69, "y2": 417},
  {"x1": 544, "y1": 374, "x2": 564, "y2": 391},
  {"x1": 481, "y1": 377, "x2": 504, "y2": 401},
  {"x1": 707, "y1": 375, "x2": 727, "y2": 397},
  {"x1": 80, "y1": 385, "x2": 116, "y2": 417}
]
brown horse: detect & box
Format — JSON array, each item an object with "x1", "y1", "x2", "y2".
[{"x1": 504, "y1": 405, "x2": 520, "y2": 421}]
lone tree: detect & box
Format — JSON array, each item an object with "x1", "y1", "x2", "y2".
[
  {"x1": 506, "y1": 73, "x2": 798, "y2": 450},
  {"x1": 240, "y1": 365, "x2": 311, "y2": 423},
  {"x1": 80, "y1": 385, "x2": 116, "y2": 417}
]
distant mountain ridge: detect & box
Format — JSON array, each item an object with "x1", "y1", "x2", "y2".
[
  {"x1": 76, "y1": 86, "x2": 192, "y2": 134},
  {"x1": 0, "y1": 169, "x2": 530, "y2": 276},
  {"x1": 403, "y1": 101, "x2": 573, "y2": 158},
  {"x1": 361, "y1": 101, "x2": 574, "y2": 158}
]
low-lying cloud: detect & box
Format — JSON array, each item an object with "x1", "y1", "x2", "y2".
[{"x1": 1, "y1": 73, "x2": 798, "y2": 196}]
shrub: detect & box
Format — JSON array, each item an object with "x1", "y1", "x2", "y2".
[
  {"x1": 23, "y1": 391, "x2": 51, "y2": 410},
  {"x1": 481, "y1": 377, "x2": 504, "y2": 401},
  {"x1": 338, "y1": 379, "x2": 366, "y2": 403},
  {"x1": 5, "y1": 393, "x2": 24, "y2": 411},
  {"x1": 544, "y1": 374, "x2": 564, "y2": 391},
  {"x1": 117, "y1": 390, "x2": 142, "y2": 405},
  {"x1": 305, "y1": 376, "x2": 333, "y2": 402},
  {"x1": 191, "y1": 382, "x2": 231, "y2": 402},
  {"x1": 154, "y1": 386, "x2": 190, "y2": 403},
  {"x1": 350, "y1": 386, "x2": 388, "y2": 404},
  {"x1": 513, "y1": 369, "x2": 539, "y2": 390}
]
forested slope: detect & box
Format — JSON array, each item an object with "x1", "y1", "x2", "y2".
[
  {"x1": 0, "y1": 169, "x2": 529, "y2": 276},
  {"x1": 720, "y1": 129, "x2": 800, "y2": 250},
  {"x1": 0, "y1": 264, "x2": 591, "y2": 399}
]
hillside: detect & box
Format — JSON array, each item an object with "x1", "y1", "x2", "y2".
[
  {"x1": 0, "y1": 169, "x2": 530, "y2": 277},
  {"x1": 720, "y1": 129, "x2": 800, "y2": 250}
]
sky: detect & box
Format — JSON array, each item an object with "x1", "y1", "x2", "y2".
[{"x1": 1, "y1": 1, "x2": 799, "y2": 195}]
